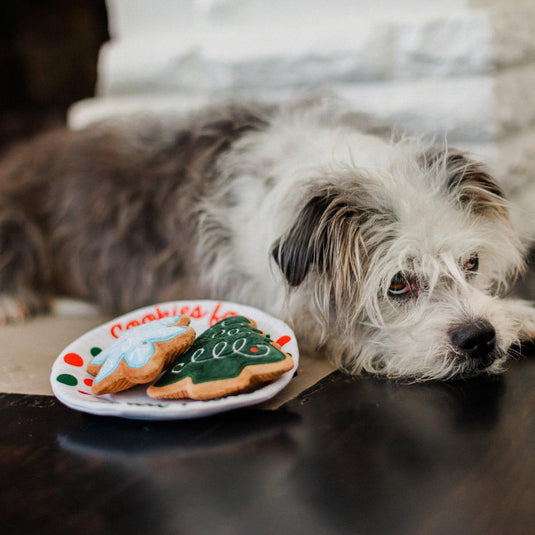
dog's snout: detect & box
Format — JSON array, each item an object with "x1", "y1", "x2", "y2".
[{"x1": 451, "y1": 320, "x2": 496, "y2": 368}]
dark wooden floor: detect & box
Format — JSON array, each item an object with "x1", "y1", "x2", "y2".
[{"x1": 3, "y1": 349, "x2": 535, "y2": 535}]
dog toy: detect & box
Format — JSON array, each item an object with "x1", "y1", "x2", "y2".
[
  {"x1": 87, "y1": 315, "x2": 196, "y2": 395},
  {"x1": 147, "y1": 316, "x2": 294, "y2": 400}
]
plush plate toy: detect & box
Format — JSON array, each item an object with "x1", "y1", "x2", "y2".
[{"x1": 50, "y1": 300, "x2": 299, "y2": 420}]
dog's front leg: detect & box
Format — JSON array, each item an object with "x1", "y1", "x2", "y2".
[{"x1": 495, "y1": 298, "x2": 535, "y2": 342}]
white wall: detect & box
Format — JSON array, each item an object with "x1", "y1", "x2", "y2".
[{"x1": 69, "y1": 0, "x2": 535, "y2": 232}]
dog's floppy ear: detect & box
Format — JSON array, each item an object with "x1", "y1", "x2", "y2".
[
  {"x1": 445, "y1": 151, "x2": 507, "y2": 218},
  {"x1": 424, "y1": 148, "x2": 508, "y2": 220},
  {"x1": 271, "y1": 194, "x2": 330, "y2": 286},
  {"x1": 271, "y1": 182, "x2": 381, "y2": 290}
]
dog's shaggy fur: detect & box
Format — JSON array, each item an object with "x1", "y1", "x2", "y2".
[{"x1": 1, "y1": 98, "x2": 535, "y2": 380}]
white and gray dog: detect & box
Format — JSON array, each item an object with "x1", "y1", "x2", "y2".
[{"x1": 1, "y1": 98, "x2": 534, "y2": 381}]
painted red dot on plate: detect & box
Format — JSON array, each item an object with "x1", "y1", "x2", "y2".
[
  {"x1": 276, "y1": 335, "x2": 291, "y2": 347},
  {"x1": 83, "y1": 378, "x2": 94, "y2": 387},
  {"x1": 63, "y1": 352, "x2": 84, "y2": 367},
  {"x1": 250, "y1": 347, "x2": 259, "y2": 353}
]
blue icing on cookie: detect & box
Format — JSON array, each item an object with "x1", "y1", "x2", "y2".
[{"x1": 93, "y1": 317, "x2": 188, "y2": 384}]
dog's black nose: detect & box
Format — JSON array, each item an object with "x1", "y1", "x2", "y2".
[{"x1": 451, "y1": 320, "x2": 496, "y2": 368}]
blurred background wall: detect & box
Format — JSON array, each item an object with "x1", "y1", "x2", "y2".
[
  {"x1": 70, "y1": 0, "x2": 535, "y2": 236},
  {"x1": 2, "y1": 0, "x2": 535, "y2": 233}
]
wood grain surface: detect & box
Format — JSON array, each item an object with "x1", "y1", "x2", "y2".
[{"x1": 2, "y1": 348, "x2": 535, "y2": 535}]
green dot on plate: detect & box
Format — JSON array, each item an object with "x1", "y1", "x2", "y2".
[
  {"x1": 56, "y1": 374, "x2": 78, "y2": 386},
  {"x1": 90, "y1": 347, "x2": 102, "y2": 357}
]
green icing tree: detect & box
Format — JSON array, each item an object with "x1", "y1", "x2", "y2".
[{"x1": 154, "y1": 316, "x2": 288, "y2": 386}]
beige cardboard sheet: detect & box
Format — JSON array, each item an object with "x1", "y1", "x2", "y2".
[{"x1": 0, "y1": 315, "x2": 336, "y2": 410}]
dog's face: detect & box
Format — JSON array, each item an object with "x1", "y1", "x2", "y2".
[{"x1": 273, "y1": 146, "x2": 526, "y2": 380}]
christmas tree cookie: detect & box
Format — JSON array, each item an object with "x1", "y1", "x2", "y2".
[
  {"x1": 87, "y1": 315, "x2": 196, "y2": 395},
  {"x1": 147, "y1": 316, "x2": 294, "y2": 400}
]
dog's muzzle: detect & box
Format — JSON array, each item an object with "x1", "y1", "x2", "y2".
[{"x1": 450, "y1": 319, "x2": 497, "y2": 370}]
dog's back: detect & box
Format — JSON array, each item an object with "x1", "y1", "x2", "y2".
[{"x1": 0, "y1": 104, "x2": 270, "y2": 320}]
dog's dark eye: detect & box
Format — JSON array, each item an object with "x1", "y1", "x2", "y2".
[
  {"x1": 388, "y1": 272, "x2": 412, "y2": 296},
  {"x1": 463, "y1": 254, "x2": 479, "y2": 273}
]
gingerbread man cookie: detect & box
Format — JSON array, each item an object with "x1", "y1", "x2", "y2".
[
  {"x1": 88, "y1": 315, "x2": 196, "y2": 395},
  {"x1": 147, "y1": 316, "x2": 294, "y2": 400}
]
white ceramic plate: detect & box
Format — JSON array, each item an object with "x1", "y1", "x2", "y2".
[{"x1": 50, "y1": 300, "x2": 299, "y2": 420}]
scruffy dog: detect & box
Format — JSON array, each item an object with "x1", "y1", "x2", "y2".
[{"x1": 1, "y1": 99, "x2": 534, "y2": 381}]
